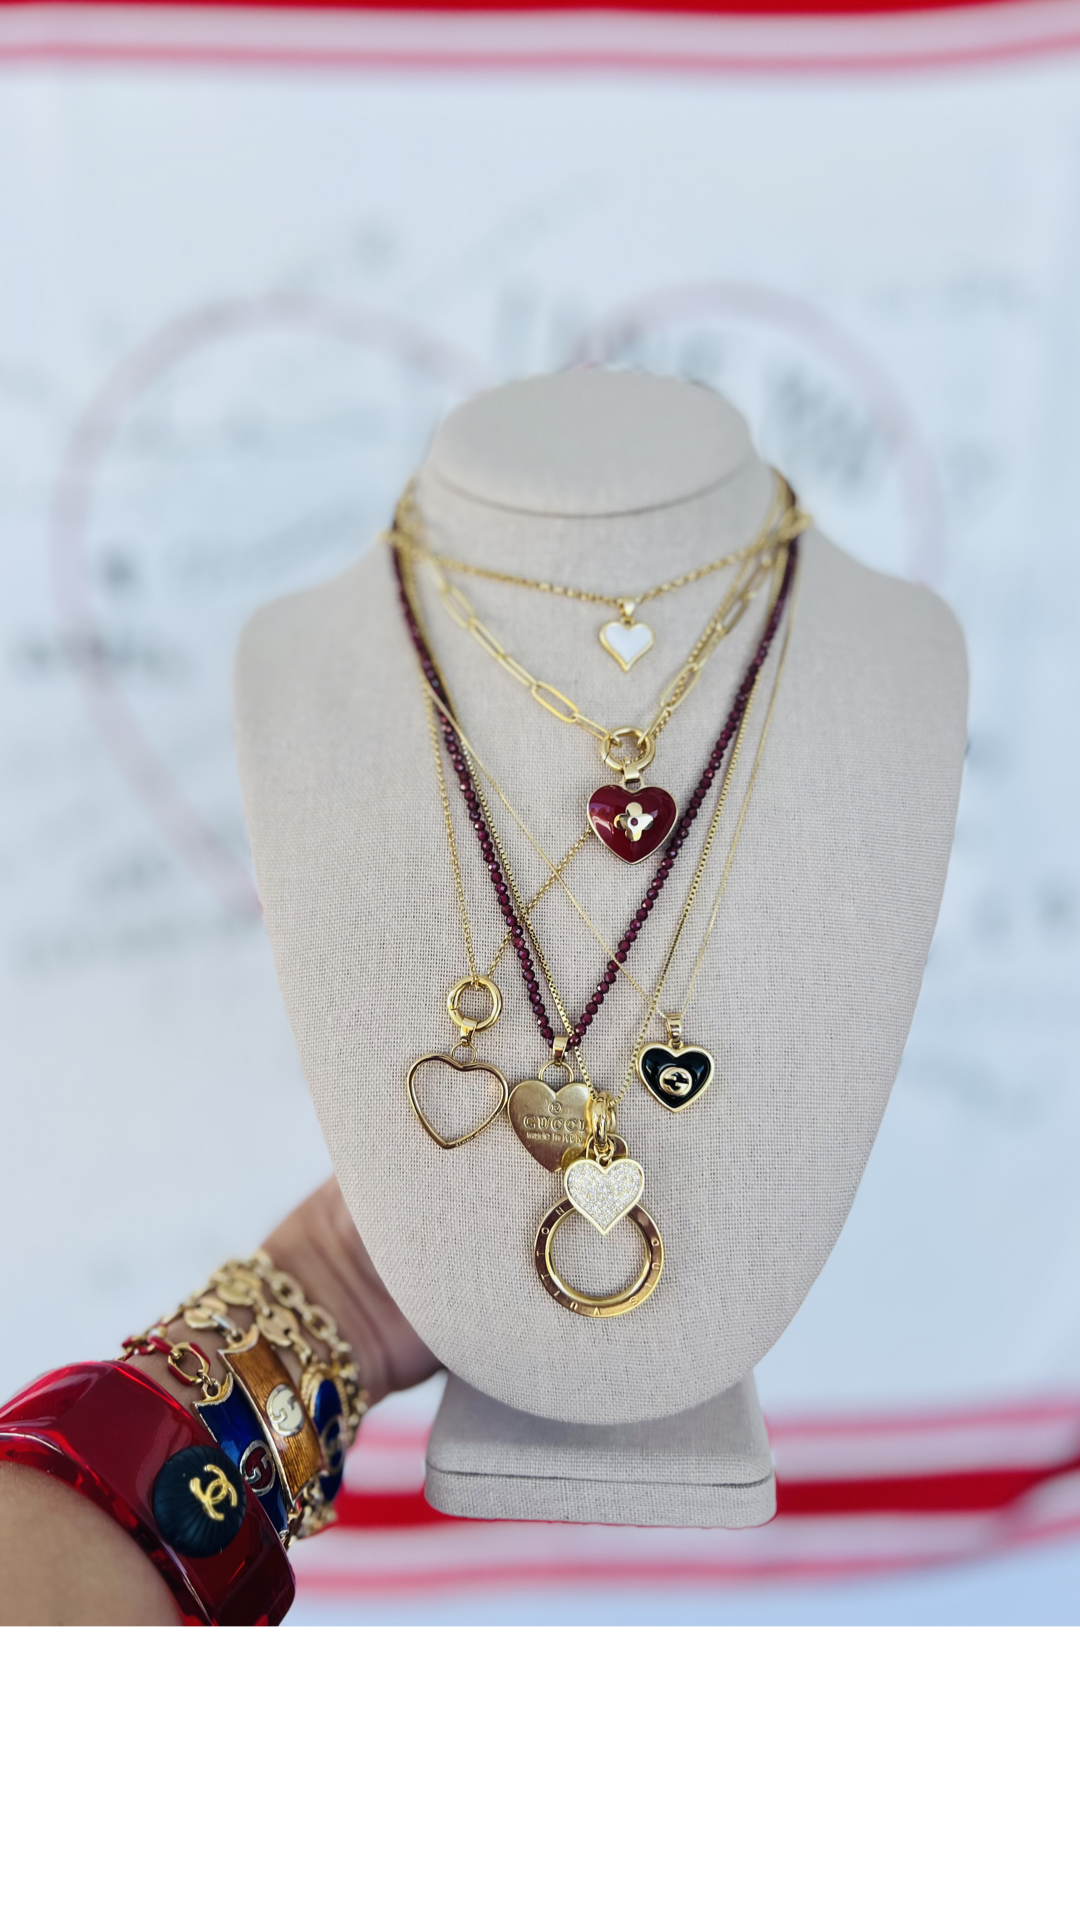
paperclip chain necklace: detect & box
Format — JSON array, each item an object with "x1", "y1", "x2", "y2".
[
  {"x1": 485, "y1": 566, "x2": 799, "y2": 1112},
  {"x1": 401, "y1": 537, "x2": 801, "y2": 1317},
  {"x1": 393, "y1": 534, "x2": 798, "y2": 1056},
  {"x1": 391, "y1": 482, "x2": 806, "y2": 868},
  {"x1": 406, "y1": 534, "x2": 788, "y2": 1009}
]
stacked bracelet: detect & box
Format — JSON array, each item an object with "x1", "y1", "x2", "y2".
[
  {"x1": 0, "y1": 1362, "x2": 295, "y2": 1625},
  {"x1": 124, "y1": 1249, "x2": 369, "y2": 1547},
  {"x1": 0, "y1": 1249, "x2": 365, "y2": 1626}
]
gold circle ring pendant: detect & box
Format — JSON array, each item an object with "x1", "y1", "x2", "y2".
[{"x1": 533, "y1": 1199, "x2": 664, "y2": 1318}]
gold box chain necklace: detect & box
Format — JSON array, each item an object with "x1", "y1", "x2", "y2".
[
  {"x1": 431, "y1": 546, "x2": 798, "y2": 1110},
  {"x1": 397, "y1": 533, "x2": 801, "y2": 1318},
  {"x1": 388, "y1": 479, "x2": 807, "y2": 870},
  {"x1": 396, "y1": 532, "x2": 798, "y2": 1064}
]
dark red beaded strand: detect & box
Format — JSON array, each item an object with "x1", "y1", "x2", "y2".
[
  {"x1": 395, "y1": 554, "x2": 559, "y2": 1046},
  {"x1": 574, "y1": 536, "x2": 799, "y2": 1045},
  {"x1": 394, "y1": 534, "x2": 799, "y2": 1053}
]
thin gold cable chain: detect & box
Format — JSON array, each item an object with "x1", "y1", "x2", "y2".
[
  {"x1": 406, "y1": 526, "x2": 779, "y2": 999},
  {"x1": 394, "y1": 480, "x2": 806, "y2": 759},
  {"x1": 528, "y1": 558, "x2": 788, "y2": 1104},
  {"x1": 418, "y1": 559, "x2": 594, "y2": 990},
  {"x1": 677, "y1": 572, "x2": 799, "y2": 1024},
  {"x1": 391, "y1": 470, "x2": 796, "y2": 611},
  {"x1": 417, "y1": 540, "x2": 784, "y2": 1001},
  {"x1": 472, "y1": 666, "x2": 762, "y2": 1103},
  {"x1": 417, "y1": 545, "x2": 791, "y2": 1104}
]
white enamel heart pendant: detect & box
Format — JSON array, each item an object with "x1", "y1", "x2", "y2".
[
  {"x1": 598, "y1": 619, "x2": 654, "y2": 672},
  {"x1": 563, "y1": 1156, "x2": 645, "y2": 1236}
]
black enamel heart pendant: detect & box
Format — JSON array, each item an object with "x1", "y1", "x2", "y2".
[{"x1": 637, "y1": 1040, "x2": 714, "y2": 1113}]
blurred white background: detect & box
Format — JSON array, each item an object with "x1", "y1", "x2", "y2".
[{"x1": 2, "y1": 2, "x2": 1079, "y2": 1620}]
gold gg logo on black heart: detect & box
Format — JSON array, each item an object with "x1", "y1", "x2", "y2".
[{"x1": 637, "y1": 1042, "x2": 714, "y2": 1113}]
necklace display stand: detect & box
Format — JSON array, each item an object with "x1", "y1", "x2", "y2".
[{"x1": 234, "y1": 370, "x2": 967, "y2": 1529}]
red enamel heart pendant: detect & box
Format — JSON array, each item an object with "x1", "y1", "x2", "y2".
[{"x1": 587, "y1": 785, "x2": 678, "y2": 864}]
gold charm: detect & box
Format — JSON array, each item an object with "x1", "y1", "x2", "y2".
[
  {"x1": 598, "y1": 603, "x2": 655, "y2": 672},
  {"x1": 188, "y1": 1462, "x2": 239, "y2": 1523},
  {"x1": 613, "y1": 798, "x2": 658, "y2": 844},
  {"x1": 636, "y1": 1014, "x2": 715, "y2": 1113},
  {"x1": 407, "y1": 975, "x2": 509, "y2": 1150},
  {"x1": 531, "y1": 1090, "x2": 664, "y2": 1316},
  {"x1": 507, "y1": 1041, "x2": 591, "y2": 1171},
  {"x1": 561, "y1": 1093, "x2": 644, "y2": 1235},
  {"x1": 534, "y1": 1200, "x2": 664, "y2": 1317},
  {"x1": 564, "y1": 1154, "x2": 645, "y2": 1235}
]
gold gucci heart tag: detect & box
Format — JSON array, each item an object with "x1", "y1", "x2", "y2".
[
  {"x1": 507, "y1": 1079, "x2": 592, "y2": 1172},
  {"x1": 407, "y1": 1052, "x2": 509, "y2": 1150}
]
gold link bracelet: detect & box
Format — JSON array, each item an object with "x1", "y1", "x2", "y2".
[{"x1": 124, "y1": 1251, "x2": 367, "y2": 1541}]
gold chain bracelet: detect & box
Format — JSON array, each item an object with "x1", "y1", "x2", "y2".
[{"x1": 123, "y1": 1252, "x2": 367, "y2": 1542}]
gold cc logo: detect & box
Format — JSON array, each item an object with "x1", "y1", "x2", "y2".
[{"x1": 189, "y1": 1462, "x2": 239, "y2": 1523}]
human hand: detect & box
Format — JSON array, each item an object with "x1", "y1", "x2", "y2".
[{"x1": 261, "y1": 1174, "x2": 439, "y2": 1409}]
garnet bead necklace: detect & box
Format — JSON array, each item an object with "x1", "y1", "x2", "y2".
[{"x1": 393, "y1": 535, "x2": 799, "y2": 1053}]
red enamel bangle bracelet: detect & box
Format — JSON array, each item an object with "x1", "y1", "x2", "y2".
[{"x1": 0, "y1": 1362, "x2": 295, "y2": 1626}]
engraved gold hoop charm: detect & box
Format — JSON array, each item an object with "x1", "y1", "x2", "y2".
[{"x1": 533, "y1": 1200, "x2": 664, "y2": 1317}]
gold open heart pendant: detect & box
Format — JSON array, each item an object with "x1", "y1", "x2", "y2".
[{"x1": 407, "y1": 1052, "x2": 510, "y2": 1150}]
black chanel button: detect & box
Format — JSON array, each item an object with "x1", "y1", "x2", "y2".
[
  {"x1": 638, "y1": 1043, "x2": 714, "y2": 1113},
  {"x1": 152, "y1": 1445, "x2": 247, "y2": 1558}
]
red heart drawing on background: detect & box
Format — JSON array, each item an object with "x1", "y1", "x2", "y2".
[{"x1": 587, "y1": 785, "x2": 678, "y2": 864}]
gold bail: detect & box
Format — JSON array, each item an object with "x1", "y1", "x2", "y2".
[
  {"x1": 552, "y1": 1035, "x2": 569, "y2": 1065},
  {"x1": 663, "y1": 1013, "x2": 684, "y2": 1051},
  {"x1": 619, "y1": 600, "x2": 637, "y2": 626},
  {"x1": 586, "y1": 1089, "x2": 617, "y2": 1150}
]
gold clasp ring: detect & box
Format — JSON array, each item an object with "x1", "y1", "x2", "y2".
[
  {"x1": 601, "y1": 726, "x2": 655, "y2": 790},
  {"x1": 446, "y1": 975, "x2": 503, "y2": 1041}
]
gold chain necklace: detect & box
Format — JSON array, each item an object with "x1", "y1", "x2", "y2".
[
  {"x1": 422, "y1": 686, "x2": 592, "y2": 988},
  {"x1": 403, "y1": 535, "x2": 800, "y2": 1318},
  {"x1": 406, "y1": 530, "x2": 785, "y2": 1008},
  {"x1": 407, "y1": 539, "x2": 789, "y2": 1030},
  {"x1": 389, "y1": 471, "x2": 802, "y2": 672},
  {"x1": 390, "y1": 481, "x2": 806, "y2": 874}
]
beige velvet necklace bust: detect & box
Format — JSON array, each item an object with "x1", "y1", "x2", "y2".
[{"x1": 234, "y1": 370, "x2": 967, "y2": 1426}]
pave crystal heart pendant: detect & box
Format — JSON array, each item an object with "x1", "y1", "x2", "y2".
[
  {"x1": 564, "y1": 1155, "x2": 645, "y2": 1236},
  {"x1": 587, "y1": 784, "x2": 678, "y2": 864},
  {"x1": 508, "y1": 1078, "x2": 592, "y2": 1171},
  {"x1": 598, "y1": 618, "x2": 654, "y2": 671},
  {"x1": 407, "y1": 1052, "x2": 510, "y2": 1149}
]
